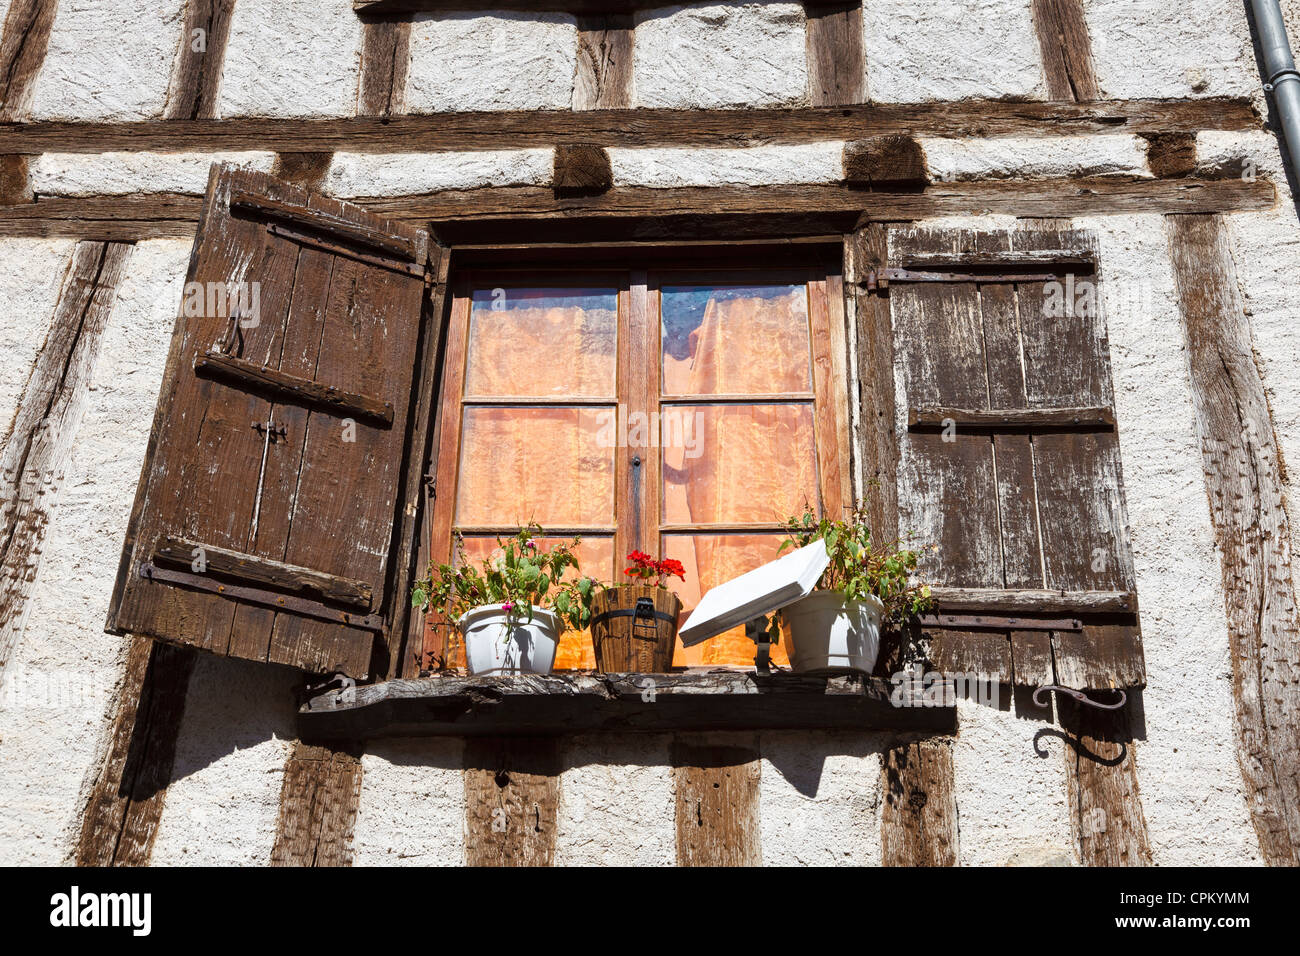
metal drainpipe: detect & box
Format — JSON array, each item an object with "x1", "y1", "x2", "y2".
[{"x1": 1252, "y1": 0, "x2": 1300, "y2": 178}]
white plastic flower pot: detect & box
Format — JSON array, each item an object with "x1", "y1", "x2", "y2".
[
  {"x1": 781, "y1": 590, "x2": 885, "y2": 674},
  {"x1": 459, "y1": 604, "x2": 561, "y2": 676}
]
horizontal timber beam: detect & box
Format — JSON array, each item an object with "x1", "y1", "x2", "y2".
[
  {"x1": 0, "y1": 176, "x2": 1274, "y2": 240},
  {"x1": 0, "y1": 98, "x2": 1259, "y2": 155}
]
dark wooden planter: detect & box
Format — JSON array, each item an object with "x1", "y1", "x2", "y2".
[{"x1": 590, "y1": 585, "x2": 682, "y2": 672}]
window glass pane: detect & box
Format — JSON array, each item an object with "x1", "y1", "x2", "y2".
[
  {"x1": 661, "y1": 533, "x2": 790, "y2": 668},
  {"x1": 661, "y1": 403, "x2": 818, "y2": 526},
  {"x1": 455, "y1": 406, "x2": 616, "y2": 528},
  {"x1": 466, "y1": 287, "x2": 617, "y2": 398},
  {"x1": 661, "y1": 283, "x2": 812, "y2": 396},
  {"x1": 456, "y1": 535, "x2": 614, "y2": 671}
]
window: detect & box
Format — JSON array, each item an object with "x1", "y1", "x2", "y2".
[{"x1": 428, "y1": 262, "x2": 852, "y2": 670}]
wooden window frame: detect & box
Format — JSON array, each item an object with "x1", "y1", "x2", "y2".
[{"x1": 424, "y1": 253, "x2": 852, "y2": 669}]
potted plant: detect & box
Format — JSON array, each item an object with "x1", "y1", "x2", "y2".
[
  {"x1": 411, "y1": 526, "x2": 597, "y2": 676},
  {"x1": 771, "y1": 508, "x2": 934, "y2": 674},
  {"x1": 589, "y1": 551, "x2": 685, "y2": 672}
]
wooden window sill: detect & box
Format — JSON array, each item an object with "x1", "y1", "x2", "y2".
[{"x1": 297, "y1": 670, "x2": 956, "y2": 739}]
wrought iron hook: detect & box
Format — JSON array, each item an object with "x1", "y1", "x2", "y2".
[{"x1": 1033, "y1": 684, "x2": 1128, "y2": 711}]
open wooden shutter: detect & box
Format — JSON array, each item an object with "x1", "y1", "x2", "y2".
[
  {"x1": 886, "y1": 226, "x2": 1144, "y2": 691},
  {"x1": 106, "y1": 164, "x2": 441, "y2": 680}
]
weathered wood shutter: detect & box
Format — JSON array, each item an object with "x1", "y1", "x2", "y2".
[
  {"x1": 887, "y1": 226, "x2": 1144, "y2": 690},
  {"x1": 107, "y1": 164, "x2": 440, "y2": 679}
]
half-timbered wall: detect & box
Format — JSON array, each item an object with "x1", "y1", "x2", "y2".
[{"x1": 1, "y1": 0, "x2": 1298, "y2": 866}]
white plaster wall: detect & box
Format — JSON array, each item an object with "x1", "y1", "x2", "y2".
[
  {"x1": 1084, "y1": 0, "x2": 1256, "y2": 101},
  {"x1": 634, "y1": 3, "x2": 808, "y2": 108},
  {"x1": 556, "y1": 735, "x2": 675, "y2": 865},
  {"x1": 219, "y1": 0, "x2": 363, "y2": 118},
  {"x1": 921, "y1": 135, "x2": 1150, "y2": 182},
  {"x1": 862, "y1": 0, "x2": 1046, "y2": 102},
  {"x1": 759, "y1": 731, "x2": 885, "y2": 866},
  {"x1": 406, "y1": 13, "x2": 577, "y2": 113},
  {"x1": 325, "y1": 150, "x2": 552, "y2": 198},
  {"x1": 354, "y1": 738, "x2": 466, "y2": 865},
  {"x1": 150, "y1": 655, "x2": 298, "y2": 865},
  {"x1": 951, "y1": 698, "x2": 1075, "y2": 866},
  {"x1": 29, "y1": 152, "x2": 275, "y2": 197},
  {"x1": 0, "y1": 240, "x2": 75, "y2": 443},
  {"x1": 0, "y1": 239, "x2": 188, "y2": 864},
  {"x1": 1077, "y1": 213, "x2": 1262, "y2": 865},
  {"x1": 609, "y1": 142, "x2": 842, "y2": 187},
  {"x1": 28, "y1": 0, "x2": 186, "y2": 121},
  {"x1": 1197, "y1": 129, "x2": 1300, "y2": 601}
]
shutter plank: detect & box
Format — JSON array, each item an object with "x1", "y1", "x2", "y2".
[
  {"x1": 1034, "y1": 432, "x2": 1133, "y2": 592},
  {"x1": 109, "y1": 165, "x2": 432, "y2": 678},
  {"x1": 993, "y1": 434, "x2": 1043, "y2": 589},
  {"x1": 228, "y1": 245, "x2": 337, "y2": 663},
  {"x1": 119, "y1": 211, "x2": 300, "y2": 658},
  {"x1": 270, "y1": 252, "x2": 424, "y2": 674},
  {"x1": 900, "y1": 433, "x2": 1000, "y2": 588}
]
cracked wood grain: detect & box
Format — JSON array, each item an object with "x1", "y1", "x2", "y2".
[{"x1": 1167, "y1": 212, "x2": 1300, "y2": 866}]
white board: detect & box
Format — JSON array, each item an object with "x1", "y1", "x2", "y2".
[{"x1": 678, "y1": 539, "x2": 830, "y2": 647}]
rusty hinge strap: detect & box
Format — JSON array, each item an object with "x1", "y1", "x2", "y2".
[{"x1": 140, "y1": 561, "x2": 386, "y2": 633}]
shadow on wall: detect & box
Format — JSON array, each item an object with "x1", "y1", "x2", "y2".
[{"x1": 165, "y1": 653, "x2": 300, "y2": 784}]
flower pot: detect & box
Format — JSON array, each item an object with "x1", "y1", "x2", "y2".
[
  {"x1": 459, "y1": 603, "x2": 561, "y2": 676},
  {"x1": 780, "y1": 590, "x2": 884, "y2": 674},
  {"x1": 590, "y1": 585, "x2": 682, "y2": 672}
]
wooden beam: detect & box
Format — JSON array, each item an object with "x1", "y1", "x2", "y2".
[
  {"x1": 0, "y1": 153, "x2": 30, "y2": 204},
  {"x1": 1059, "y1": 697, "x2": 1153, "y2": 865},
  {"x1": 0, "y1": 176, "x2": 1271, "y2": 241},
  {"x1": 573, "y1": 14, "x2": 634, "y2": 110},
  {"x1": 463, "y1": 737, "x2": 560, "y2": 866},
  {"x1": 153, "y1": 537, "x2": 375, "y2": 610},
  {"x1": 673, "y1": 738, "x2": 761, "y2": 866},
  {"x1": 357, "y1": 15, "x2": 411, "y2": 119},
  {"x1": 0, "y1": 97, "x2": 1260, "y2": 154},
  {"x1": 165, "y1": 0, "x2": 236, "y2": 120},
  {"x1": 77, "y1": 637, "x2": 196, "y2": 866},
  {"x1": 298, "y1": 671, "x2": 956, "y2": 739},
  {"x1": 805, "y1": 1, "x2": 865, "y2": 106},
  {"x1": 880, "y1": 737, "x2": 959, "y2": 865},
  {"x1": 909, "y1": 405, "x2": 1116, "y2": 431},
  {"x1": 1166, "y1": 212, "x2": 1300, "y2": 866},
  {"x1": 270, "y1": 740, "x2": 364, "y2": 866},
  {"x1": 552, "y1": 143, "x2": 613, "y2": 195},
  {"x1": 0, "y1": 0, "x2": 56, "y2": 122},
  {"x1": 270, "y1": 151, "x2": 334, "y2": 190},
  {"x1": 0, "y1": 241, "x2": 132, "y2": 674},
  {"x1": 193, "y1": 349, "x2": 396, "y2": 425},
  {"x1": 932, "y1": 587, "x2": 1135, "y2": 614},
  {"x1": 1031, "y1": 0, "x2": 1099, "y2": 102},
  {"x1": 843, "y1": 135, "x2": 928, "y2": 188},
  {"x1": 1142, "y1": 132, "x2": 1197, "y2": 178}
]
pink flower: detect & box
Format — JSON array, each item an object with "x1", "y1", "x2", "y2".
[
  {"x1": 501, "y1": 601, "x2": 515, "y2": 613},
  {"x1": 525, "y1": 539, "x2": 537, "y2": 550}
]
